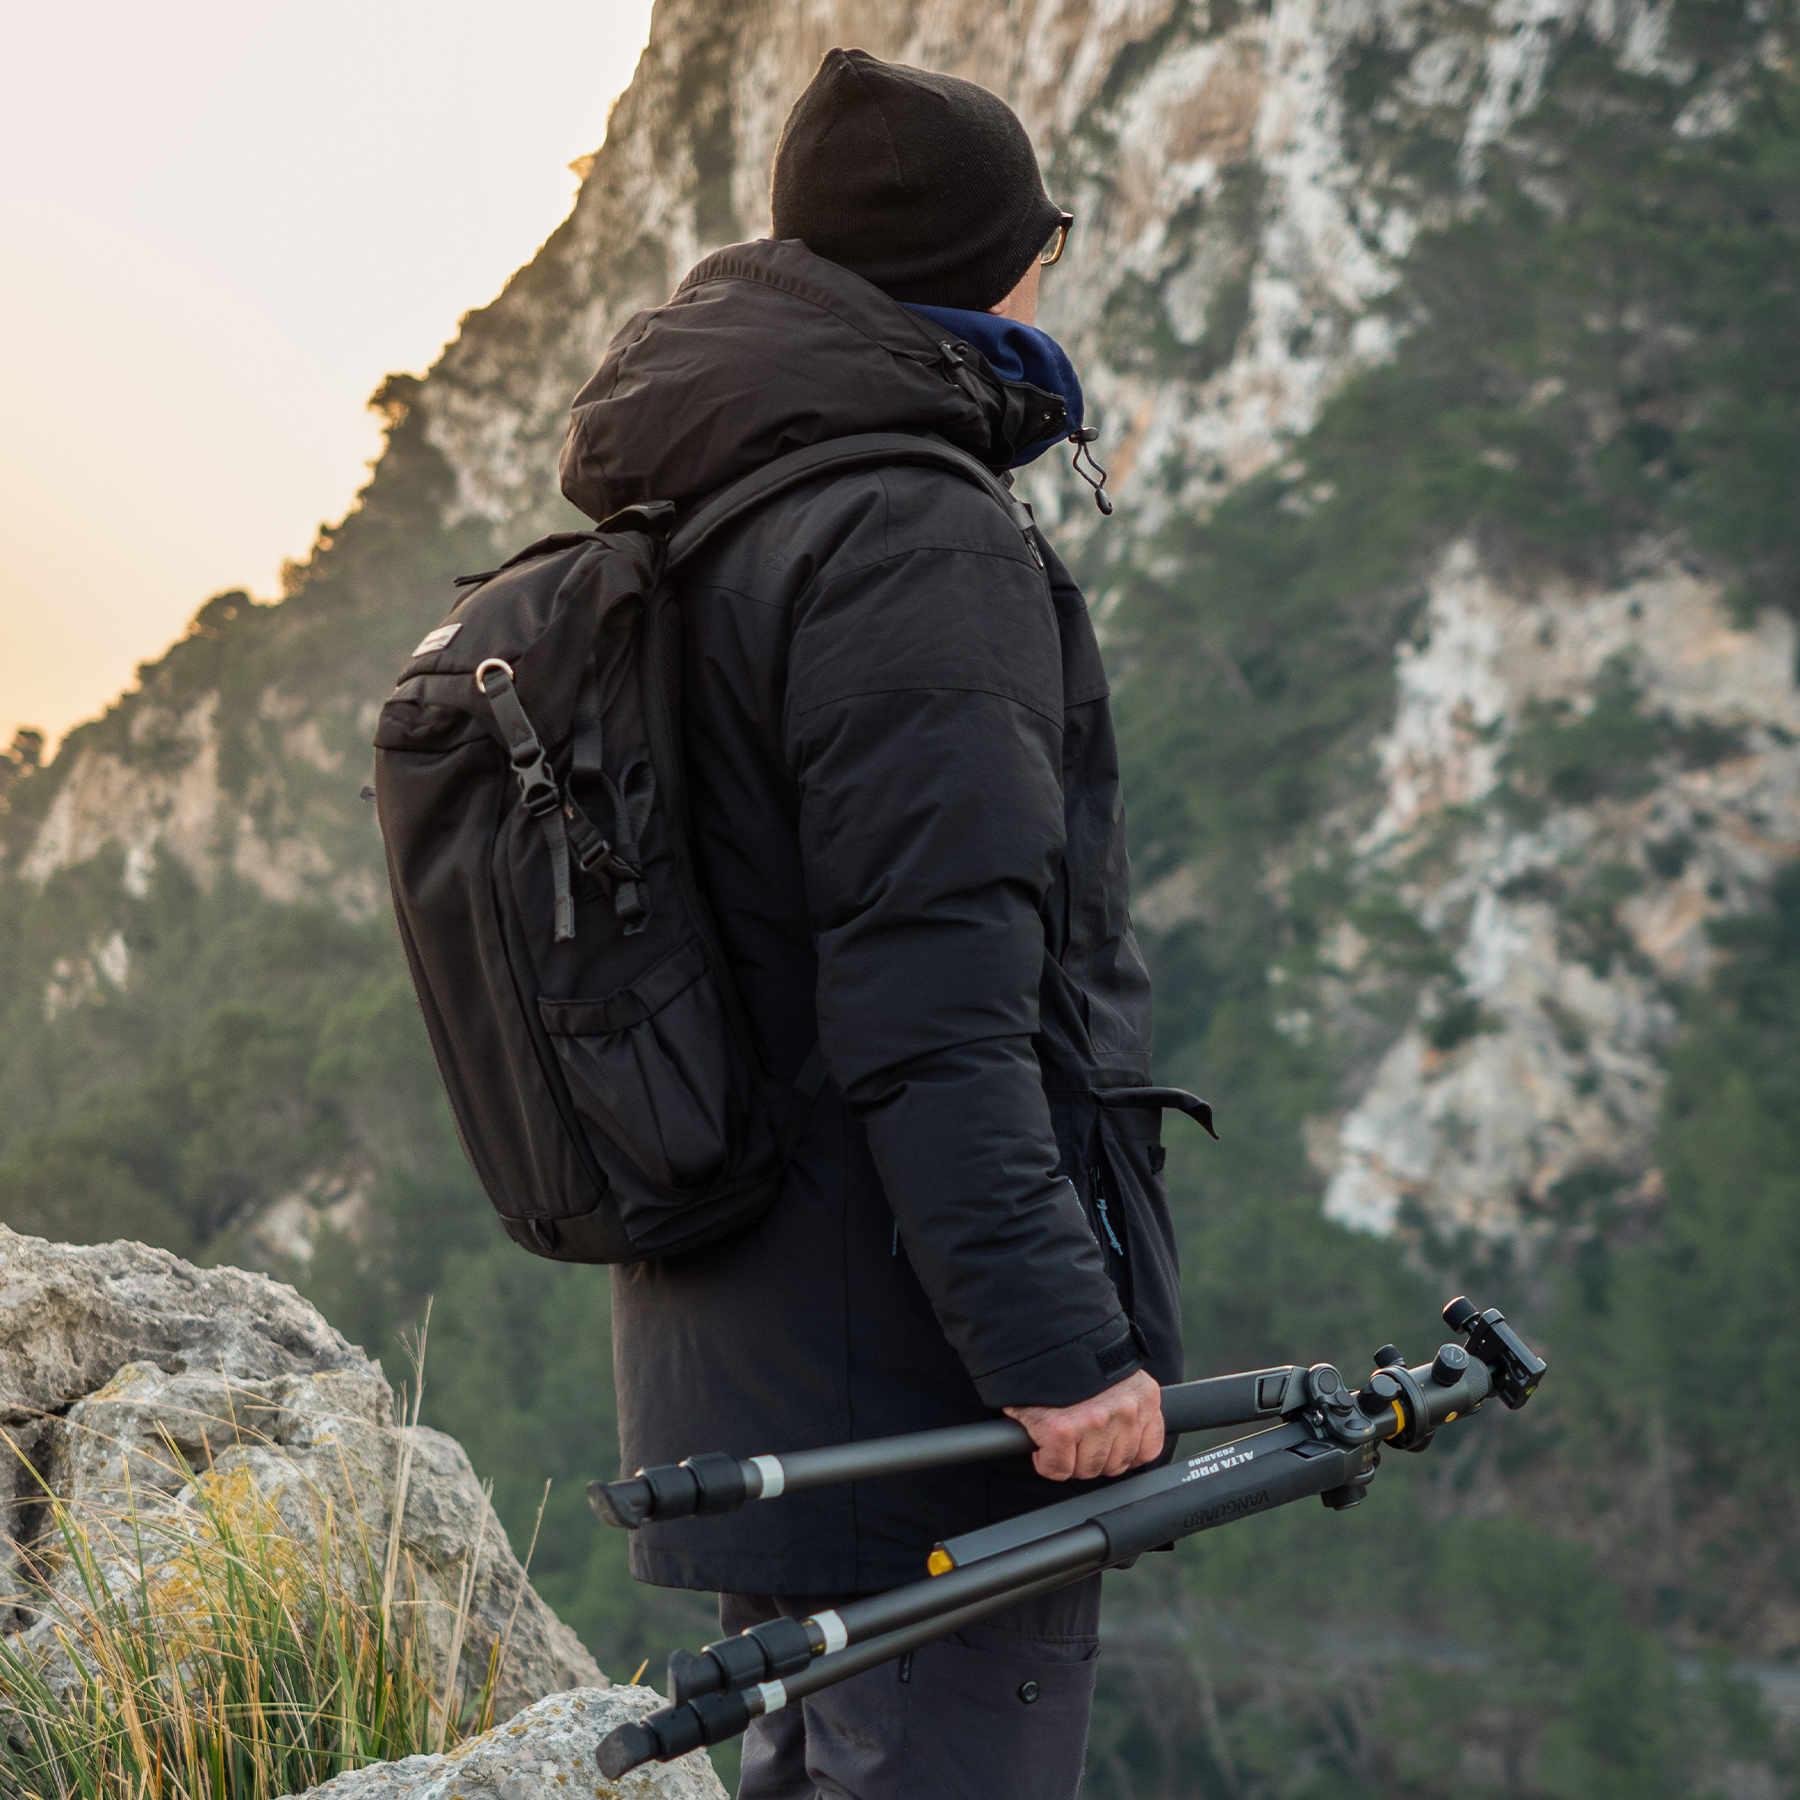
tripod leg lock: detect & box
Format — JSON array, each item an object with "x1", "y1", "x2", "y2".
[
  {"x1": 669, "y1": 1616, "x2": 815, "y2": 1704},
  {"x1": 589, "y1": 1451, "x2": 749, "y2": 1529},
  {"x1": 685, "y1": 1451, "x2": 751, "y2": 1512}
]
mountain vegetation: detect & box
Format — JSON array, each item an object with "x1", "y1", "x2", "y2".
[{"x1": 2, "y1": 3, "x2": 1796, "y2": 1792}]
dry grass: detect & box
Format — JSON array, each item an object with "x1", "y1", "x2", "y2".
[{"x1": 0, "y1": 1318, "x2": 532, "y2": 1799}]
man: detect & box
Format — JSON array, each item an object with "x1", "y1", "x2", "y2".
[{"x1": 557, "y1": 46, "x2": 1187, "y2": 1799}]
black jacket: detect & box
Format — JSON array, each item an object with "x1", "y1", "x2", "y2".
[{"x1": 558, "y1": 236, "x2": 1185, "y2": 1594}]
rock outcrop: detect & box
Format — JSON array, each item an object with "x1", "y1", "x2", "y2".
[
  {"x1": 0, "y1": 1228, "x2": 602, "y2": 1733},
  {"x1": 283, "y1": 1687, "x2": 723, "y2": 1799}
]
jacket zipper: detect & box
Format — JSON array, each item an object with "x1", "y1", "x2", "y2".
[{"x1": 1087, "y1": 1159, "x2": 1126, "y2": 1257}]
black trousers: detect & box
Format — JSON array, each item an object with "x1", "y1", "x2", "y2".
[{"x1": 716, "y1": 1573, "x2": 1104, "y2": 1799}]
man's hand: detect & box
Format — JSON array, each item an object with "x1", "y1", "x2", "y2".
[{"x1": 1002, "y1": 1369, "x2": 1164, "y2": 1482}]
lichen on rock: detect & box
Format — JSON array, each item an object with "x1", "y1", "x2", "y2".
[{"x1": 280, "y1": 1686, "x2": 724, "y2": 1799}]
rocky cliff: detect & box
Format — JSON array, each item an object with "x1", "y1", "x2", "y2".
[{"x1": 3, "y1": 0, "x2": 1790, "y2": 1265}]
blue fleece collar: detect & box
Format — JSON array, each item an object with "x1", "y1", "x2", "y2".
[{"x1": 900, "y1": 302, "x2": 1085, "y2": 470}]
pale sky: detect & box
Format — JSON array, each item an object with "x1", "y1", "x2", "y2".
[{"x1": 2, "y1": 0, "x2": 657, "y2": 755}]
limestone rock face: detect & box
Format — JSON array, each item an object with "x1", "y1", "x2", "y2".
[
  {"x1": 281, "y1": 1687, "x2": 724, "y2": 1800},
  {"x1": 0, "y1": 1228, "x2": 601, "y2": 1723},
  {"x1": 1, "y1": 0, "x2": 1793, "y2": 1264},
  {"x1": 1315, "y1": 546, "x2": 1800, "y2": 1240}
]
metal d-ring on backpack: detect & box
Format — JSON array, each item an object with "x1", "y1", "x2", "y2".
[{"x1": 371, "y1": 432, "x2": 1048, "y2": 1266}]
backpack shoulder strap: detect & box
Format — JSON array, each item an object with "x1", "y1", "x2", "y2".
[{"x1": 665, "y1": 432, "x2": 1044, "y2": 573}]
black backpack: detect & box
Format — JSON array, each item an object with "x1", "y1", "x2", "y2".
[{"x1": 372, "y1": 432, "x2": 1048, "y2": 1265}]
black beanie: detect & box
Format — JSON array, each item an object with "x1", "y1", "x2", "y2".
[{"x1": 769, "y1": 47, "x2": 1064, "y2": 311}]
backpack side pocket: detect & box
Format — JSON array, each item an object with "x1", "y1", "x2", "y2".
[{"x1": 537, "y1": 935, "x2": 745, "y2": 1195}]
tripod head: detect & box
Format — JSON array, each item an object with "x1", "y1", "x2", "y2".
[
  {"x1": 1445, "y1": 1295, "x2": 1547, "y2": 1407},
  {"x1": 1348, "y1": 1295, "x2": 1549, "y2": 1464}
]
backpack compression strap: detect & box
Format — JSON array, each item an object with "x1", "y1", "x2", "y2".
[{"x1": 663, "y1": 432, "x2": 1045, "y2": 573}]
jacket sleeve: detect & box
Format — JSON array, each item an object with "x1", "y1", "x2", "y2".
[{"x1": 783, "y1": 515, "x2": 1142, "y2": 1410}]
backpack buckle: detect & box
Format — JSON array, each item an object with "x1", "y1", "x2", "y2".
[
  {"x1": 517, "y1": 761, "x2": 561, "y2": 816},
  {"x1": 572, "y1": 829, "x2": 617, "y2": 873},
  {"x1": 572, "y1": 829, "x2": 642, "y2": 885}
]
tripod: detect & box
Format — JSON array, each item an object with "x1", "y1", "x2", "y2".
[{"x1": 588, "y1": 1296, "x2": 1546, "y2": 1777}]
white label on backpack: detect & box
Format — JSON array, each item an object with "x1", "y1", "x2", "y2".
[{"x1": 411, "y1": 622, "x2": 463, "y2": 657}]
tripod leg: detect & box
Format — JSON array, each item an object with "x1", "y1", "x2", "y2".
[
  {"x1": 752, "y1": 1564, "x2": 1093, "y2": 1712},
  {"x1": 591, "y1": 1368, "x2": 1313, "y2": 1530},
  {"x1": 600, "y1": 1564, "x2": 1094, "y2": 1779},
  {"x1": 671, "y1": 1520, "x2": 1106, "y2": 1702}
]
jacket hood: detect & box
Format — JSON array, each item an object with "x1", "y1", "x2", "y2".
[{"x1": 557, "y1": 236, "x2": 1073, "y2": 524}]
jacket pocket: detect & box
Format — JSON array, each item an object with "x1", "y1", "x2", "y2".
[
  {"x1": 537, "y1": 936, "x2": 744, "y2": 1192},
  {"x1": 1093, "y1": 1102, "x2": 1183, "y2": 1382}
]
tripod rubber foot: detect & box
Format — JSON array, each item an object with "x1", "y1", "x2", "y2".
[
  {"x1": 597, "y1": 1719, "x2": 660, "y2": 1778},
  {"x1": 586, "y1": 1477, "x2": 652, "y2": 1529}
]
